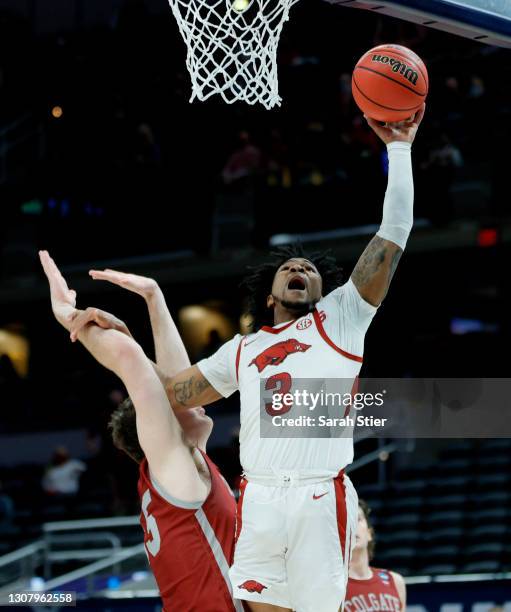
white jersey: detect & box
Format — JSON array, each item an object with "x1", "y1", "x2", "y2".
[{"x1": 197, "y1": 279, "x2": 378, "y2": 477}]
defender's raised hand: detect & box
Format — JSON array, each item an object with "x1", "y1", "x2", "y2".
[
  {"x1": 89, "y1": 269, "x2": 158, "y2": 301},
  {"x1": 39, "y1": 250, "x2": 78, "y2": 330}
]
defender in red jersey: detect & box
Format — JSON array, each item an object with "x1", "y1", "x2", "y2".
[
  {"x1": 40, "y1": 252, "x2": 242, "y2": 612},
  {"x1": 345, "y1": 500, "x2": 406, "y2": 611}
]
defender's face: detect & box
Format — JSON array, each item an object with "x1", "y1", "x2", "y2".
[
  {"x1": 177, "y1": 406, "x2": 213, "y2": 446},
  {"x1": 354, "y1": 505, "x2": 373, "y2": 552},
  {"x1": 269, "y1": 258, "x2": 322, "y2": 307}
]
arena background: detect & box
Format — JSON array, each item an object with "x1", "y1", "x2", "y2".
[{"x1": 0, "y1": 0, "x2": 510, "y2": 609}]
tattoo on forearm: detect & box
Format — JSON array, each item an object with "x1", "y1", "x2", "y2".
[
  {"x1": 388, "y1": 248, "x2": 403, "y2": 286},
  {"x1": 173, "y1": 376, "x2": 211, "y2": 407},
  {"x1": 352, "y1": 235, "x2": 403, "y2": 297},
  {"x1": 352, "y1": 236, "x2": 387, "y2": 286}
]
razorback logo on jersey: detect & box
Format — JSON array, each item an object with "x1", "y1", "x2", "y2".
[
  {"x1": 238, "y1": 580, "x2": 267, "y2": 594},
  {"x1": 249, "y1": 339, "x2": 311, "y2": 372}
]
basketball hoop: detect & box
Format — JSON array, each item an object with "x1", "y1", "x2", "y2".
[{"x1": 167, "y1": 0, "x2": 299, "y2": 109}]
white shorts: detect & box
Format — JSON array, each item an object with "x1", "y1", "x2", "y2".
[{"x1": 229, "y1": 471, "x2": 358, "y2": 612}]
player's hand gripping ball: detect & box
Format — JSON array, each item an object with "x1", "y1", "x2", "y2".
[{"x1": 352, "y1": 44, "x2": 428, "y2": 122}]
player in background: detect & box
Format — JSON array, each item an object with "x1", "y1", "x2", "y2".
[
  {"x1": 39, "y1": 251, "x2": 242, "y2": 612},
  {"x1": 73, "y1": 105, "x2": 425, "y2": 612},
  {"x1": 345, "y1": 500, "x2": 406, "y2": 611}
]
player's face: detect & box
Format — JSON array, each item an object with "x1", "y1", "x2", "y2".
[
  {"x1": 354, "y1": 505, "x2": 373, "y2": 552},
  {"x1": 269, "y1": 258, "x2": 322, "y2": 307},
  {"x1": 177, "y1": 406, "x2": 214, "y2": 447}
]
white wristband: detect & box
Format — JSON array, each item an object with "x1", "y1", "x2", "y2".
[{"x1": 376, "y1": 141, "x2": 414, "y2": 250}]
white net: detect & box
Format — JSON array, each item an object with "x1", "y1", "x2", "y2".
[{"x1": 167, "y1": 0, "x2": 299, "y2": 109}]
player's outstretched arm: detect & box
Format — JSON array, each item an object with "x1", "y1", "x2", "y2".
[
  {"x1": 87, "y1": 269, "x2": 190, "y2": 378},
  {"x1": 351, "y1": 104, "x2": 425, "y2": 306},
  {"x1": 40, "y1": 251, "x2": 204, "y2": 495},
  {"x1": 68, "y1": 310, "x2": 222, "y2": 410},
  {"x1": 67, "y1": 268, "x2": 223, "y2": 409},
  {"x1": 76, "y1": 325, "x2": 204, "y2": 495}
]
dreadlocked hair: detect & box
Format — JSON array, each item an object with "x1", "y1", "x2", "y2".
[{"x1": 240, "y1": 244, "x2": 343, "y2": 332}]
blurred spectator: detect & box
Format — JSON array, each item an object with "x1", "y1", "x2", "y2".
[
  {"x1": 222, "y1": 131, "x2": 262, "y2": 186},
  {"x1": 338, "y1": 73, "x2": 352, "y2": 118},
  {"x1": 134, "y1": 122, "x2": 161, "y2": 167},
  {"x1": 423, "y1": 133, "x2": 463, "y2": 170},
  {"x1": 41, "y1": 446, "x2": 86, "y2": 496},
  {"x1": 0, "y1": 480, "x2": 15, "y2": 529},
  {"x1": 421, "y1": 133, "x2": 463, "y2": 224}
]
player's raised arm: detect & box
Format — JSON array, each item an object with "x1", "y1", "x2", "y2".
[
  {"x1": 350, "y1": 104, "x2": 425, "y2": 307},
  {"x1": 67, "y1": 268, "x2": 224, "y2": 410},
  {"x1": 87, "y1": 269, "x2": 190, "y2": 378},
  {"x1": 39, "y1": 251, "x2": 203, "y2": 491}
]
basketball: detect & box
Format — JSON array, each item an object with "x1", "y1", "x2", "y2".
[{"x1": 352, "y1": 44, "x2": 428, "y2": 122}]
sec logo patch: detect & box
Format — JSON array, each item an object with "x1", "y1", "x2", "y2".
[{"x1": 296, "y1": 318, "x2": 312, "y2": 330}]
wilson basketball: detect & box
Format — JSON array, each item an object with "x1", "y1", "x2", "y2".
[{"x1": 352, "y1": 44, "x2": 428, "y2": 122}]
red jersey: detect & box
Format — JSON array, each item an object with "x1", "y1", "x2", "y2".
[
  {"x1": 345, "y1": 568, "x2": 402, "y2": 611},
  {"x1": 137, "y1": 451, "x2": 241, "y2": 611}
]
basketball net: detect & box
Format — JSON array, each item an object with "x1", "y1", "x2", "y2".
[{"x1": 167, "y1": 0, "x2": 299, "y2": 109}]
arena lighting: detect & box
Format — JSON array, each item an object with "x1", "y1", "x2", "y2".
[
  {"x1": 477, "y1": 227, "x2": 498, "y2": 247},
  {"x1": 51, "y1": 106, "x2": 63, "y2": 118},
  {"x1": 0, "y1": 328, "x2": 29, "y2": 377}
]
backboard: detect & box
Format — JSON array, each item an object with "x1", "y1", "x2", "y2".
[{"x1": 327, "y1": 0, "x2": 511, "y2": 48}]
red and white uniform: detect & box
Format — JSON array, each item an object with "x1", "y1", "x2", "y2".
[
  {"x1": 198, "y1": 280, "x2": 378, "y2": 611},
  {"x1": 345, "y1": 568, "x2": 403, "y2": 611},
  {"x1": 137, "y1": 452, "x2": 243, "y2": 612}
]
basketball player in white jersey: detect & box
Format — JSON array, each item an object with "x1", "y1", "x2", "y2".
[{"x1": 72, "y1": 105, "x2": 425, "y2": 612}]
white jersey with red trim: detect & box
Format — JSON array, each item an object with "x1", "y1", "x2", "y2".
[{"x1": 197, "y1": 279, "x2": 378, "y2": 476}]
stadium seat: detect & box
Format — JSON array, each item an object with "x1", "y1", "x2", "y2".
[
  {"x1": 468, "y1": 523, "x2": 508, "y2": 544},
  {"x1": 469, "y1": 507, "x2": 509, "y2": 523},
  {"x1": 396, "y1": 464, "x2": 432, "y2": 481},
  {"x1": 387, "y1": 496, "x2": 424, "y2": 512},
  {"x1": 423, "y1": 526, "x2": 464, "y2": 545},
  {"x1": 385, "y1": 513, "x2": 421, "y2": 529},
  {"x1": 378, "y1": 529, "x2": 422, "y2": 547},
  {"x1": 460, "y1": 560, "x2": 502, "y2": 573},
  {"x1": 360, "y1": 497, "x2": 384, "y2": 512},
  {"x1": 427, "y1": 510, "x2": 465, "y2": 528},
  {"x1": 376, "y1": 546, "x2": 418, "y2": 567},
  {"x1": 393, "y1": 479, "x2": 427, "y2": 493},
  {"x1": 437, "y1": 458, "x2": 472, "y2": 476},
  {"x1": 478, "y1": 439, "x2": 511, "y2": 452},
  {"x1": 474, "y1": 472, "x2": 510, "y2": 491},
  {"x1": 440, "y1": 442, "x2": 475, "y2": 460},
  {"x1": 356, "y1": 483, "x2": 388, "y2": 497},
  {"x1": 420, "y1": 563, "x2": 457, "y2": 575},
  {"x1": 475, "y1": 490, "x2": 511, "y2": 505},
  {"x1": 477, "y1": 455, "x2": 511, "y2": 468},
  {"x1": 463, "y1": 542, "x2": 505, "y2": 561},
  {"x1": 430, "y1": 475, "x2": 472, "y2": 493},
  {"x1": 426, "y1": 494, "x2": 469, "y2": 510},
  {"x1": 419, "y1": 544, "x2": 461, "y2": 565}
]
